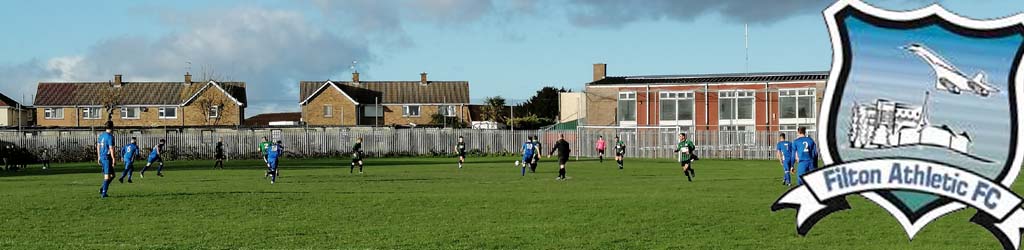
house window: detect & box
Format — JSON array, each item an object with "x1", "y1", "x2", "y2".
[
  {"x1": 438, "y1": 105, "x2": 457, "y2": 117},
  {"x1": 121, "y1": 107, "x2": 140, "y2": 119},
  {"x1": 209, "y1": 106, "x2": 220, "y2": 118},
  {"x1": 323, "y1": 105, "x2": 333, "y2": 118},
  {"x1": 158, "y1": 107, "x2": 178, "y2": 119},
  {"x1": 719, "y1": 90, "x2": 755, "y2": 125},
  {"x1": 659, "y1": 92, "x2": 694, "y2": 125},
  {"x1": 44, "y1": 108, "x2": 64, "y2": 119},
  {"x1": 363, "y1": 105, "x2": 383, "y2": 117},
  {"x1": 81, "y1": 107, "x2": 101, "y2": 120},
  {"x1": 403, "y1": 105, "x2": 421, "y2": 117},
  {"x1": 779, "y1": 89, "x2": 816, "y2": 125},
  {"x1": 617, "y1": 92, "x2": 637, "y2": 124}
]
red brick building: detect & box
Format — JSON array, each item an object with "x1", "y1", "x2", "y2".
[{"x1": 584, "y1": 63, "x2": 827, "y2": 132}]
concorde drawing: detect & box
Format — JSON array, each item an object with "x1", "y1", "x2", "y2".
[
  {"x1": 903, "y1": 43, "x2": 1000, "y2": 97},
  {"x1": 847, "y1": 91, "x2": 987, "y2": 162}
]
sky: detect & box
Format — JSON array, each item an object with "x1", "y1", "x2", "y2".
[{"x1": 0, "y1": 0, "x2": 1022, "y2": 115}]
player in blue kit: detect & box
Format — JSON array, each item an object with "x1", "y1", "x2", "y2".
[
  {"x1": 118, "y1": 137, "x2": 140, "y2": 184},
  {"x1": 140, "y1": 139, "x2": 166, "y2": 178},
  {"x1": 515, "y1": 136, "x2": 536, "y2": 176},
  {"x1": 96, "y1": 121, "x2": 116, "y2": 198},
  {"x1": 267, "y1": 140, "x2": 284, "y2": 184},
  {"x1": 793, "y1": 127, "x2": 818, "y2": 186},
  {"x1": 775, "y1": 133, "x2": 794, "y2": 186}
]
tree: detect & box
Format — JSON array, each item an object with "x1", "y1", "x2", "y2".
[
  {"x1": 520, "y1": 87, "x2": 570, "y2": 120},
  {"x1": 99, "y1": 85, "x2": 122, "y2": 123},
  {"x1": 430, "y1": 113, "x2": 467, "y2": 128},
  {"x1": 481, "y1": 96, "x2": 508, "y2": 123}
]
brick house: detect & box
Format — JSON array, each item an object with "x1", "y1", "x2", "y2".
[
  {"x1": 34, "y1": 74, "x2": 247, "y2": 128},
  {"x1": 299, "y1": 72, "x2": 470, "y2": 127},
  {"x1": 584, "y1": 63, "x2": 827, "y2": 132},
  {"x1": 0, "y1": 92, "x2": 33, "y2": 127}
]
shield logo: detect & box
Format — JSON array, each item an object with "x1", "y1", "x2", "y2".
[{"x1": 773, "y1": 1, "x2": 1024, "y2": 249}]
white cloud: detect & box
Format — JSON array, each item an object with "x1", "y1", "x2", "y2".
[{"x1": 1, "y1": 7, "x2": 371, "y2": 114}]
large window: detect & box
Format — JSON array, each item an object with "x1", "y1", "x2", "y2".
[
  {"x1": 44, "y1": 108, "x2": 64, "y2": 119},
  {"x1": 363, "y1": 105, "x2": 383, "y2": 117},
  {"x1": 323, "y1": 105, "x2": 333, "y2": 118},
  {"x1": 779, "y1": 89, "x2": 816, "y2": 124},
  {"x1": 121, "y1": 107, "x2": 140, "y2": 119},
  {"x1": 81, "y1": 107, "x2": 101, "y2": 120},
  {"x1": 438, "y1": 105, "x2": 457, "y2": 117},
  {"x1": 158, "y1": 107, "x2": 177, "y2": 119},
  {"x1": 659, "y1": 92, "x2": 694, "y2": 125},
  {"x1": 403, "y1": 105, "x2": 421, "y2": 117},
  {"x1": 617, "y1": 92, "x2": 637, "y2": 125},
  {"x1": 719, "y1": 90, "x2": 755, "y2": 124}
]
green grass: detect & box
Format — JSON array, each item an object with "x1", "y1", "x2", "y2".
[{"x1": 0, "y1": 157, "x2": 1012, "y2": 249}]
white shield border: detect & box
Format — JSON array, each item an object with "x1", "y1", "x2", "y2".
[{"x1": 820, "y1": 0, "x2": 1024, "y2": 239}]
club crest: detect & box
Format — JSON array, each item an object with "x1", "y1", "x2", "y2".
[{"x1": 772, "y1": 1, "x2": 1024, "y2": 249}]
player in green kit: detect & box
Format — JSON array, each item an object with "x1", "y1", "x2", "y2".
[
  {"x1": 674, "y1": 133, "x2": 697, "y2": 182},
  {"x1": 258, "y1": 137, "x2": 272, "y2": 177}
]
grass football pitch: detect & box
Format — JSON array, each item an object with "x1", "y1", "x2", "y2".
[{"x1": 0, "y1": 157, "x2": 1009, "y2": 249}]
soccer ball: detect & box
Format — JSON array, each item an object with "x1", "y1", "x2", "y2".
[{"x1": 514, "y1": 160, "x2": 520, "y2": 166}]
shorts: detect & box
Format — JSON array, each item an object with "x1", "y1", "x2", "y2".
[
  {"x1": 558, "y1": 156, "x2": 569, "y2": 165},
  {"x1": 352, "y1": 158, "x2": 362, "y2": 164},
  {"x1": 679, "y1": 158, "x2": 693, "y2": 166},
  {"x1": 522, "y1": 154, "x2": 534, "y2": 164},
  {"x1": 597, "y1": 149, "x2": 605, "y2": 154},
  {"x1": 147, "y1": 155, "x2": 162, "y2": 164},
  {"x1": 101, "y1": 157, "x2": 114, "y2": 174},
  {"x1": 615, "y1": 152, "x2": 624, "y2": 157},
  {"x1": 458, "y1": 152, "x2": 466, "y2": 158},
  {"x1": 215, "y1": 153, "x2": 225, "y2": 160},
  {"x1": 267, "y1": 158, "x2": 279, "y2": 171},
  {"x1": 123, "y1": 160, "x2": 134, "y2": 169},
  {"x1": 782, "y1": 159, "x2": 794, "y2": 171}
]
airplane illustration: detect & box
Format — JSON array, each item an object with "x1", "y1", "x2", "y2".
[{"x1": 902, "y1": 43, "x2": 999, "y2": 97}]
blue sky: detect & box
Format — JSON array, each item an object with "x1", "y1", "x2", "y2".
[{"x1": 0, "y1": 0, "x2": 1021, "y2": 114}]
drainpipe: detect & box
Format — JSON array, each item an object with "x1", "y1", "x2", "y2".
[
  {"x1": 645, "y1": 84, "x2": 650, "y2": 126},
  {"x1": 765, "y1": 81, "x2": 770, "y2": 131},
  {"x1": 704, "y1": 83, "x2": 709, "y2": 130}
]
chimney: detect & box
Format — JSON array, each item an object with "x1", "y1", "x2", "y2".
[
  {"x1": 352, "y1": 71, "x2": 360, "y2": 83},
  {"x1": 114, "y1": 74, "x2": 123, "y2": 87},
  {"x1": 184, "y1": 72, "x2": 192, "y2": 85},
  {"x1": 593, "y1": 63, "x2": 606, "y2": 82},
  {"x1": 420, "y1": 72, "x2": 428, "y2": 85}
]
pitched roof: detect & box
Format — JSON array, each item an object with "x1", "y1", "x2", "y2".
[
  {"x1": 299, "y1": 80, "x2": 470, "y2": 105},
  {"x1": 34, "y1": 80, "x2": 247, "y2": 107},
  {"x1": 587, "y1": 71, "x2": 829, "y2": 86},
  {"x1": 0, "y1": 92, "x2": 23, "y2": 107},
  {"x1": 244, "y1": 112, "x2": 302, "y2": 126}
]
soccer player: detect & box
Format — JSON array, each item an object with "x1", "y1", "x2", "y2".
[
  {"x1": 530, "y1": 136, "x2": 542, "y2": 173},
  {"x1": 267, "y1": 140, "x2": 284, "y2": 184},
  {"x1": 97, "y1": 121, "x2": 116, "y2": 198},
  {"x1": 41, "y1": 149, "x2": 51, "y2": 170},
  {"x1": 214, "y1": 138, "x2": 225, "y2": 169},
  {"x1": 614, "y1": 136, "x2": 625, "y2": 170},
  {"x1": 548, "y1": 134, "x2": 571, "y2": 180},
  {"x1": 140, "y1": 139, "x2": 165, "y2": 178},
  {"x1": 259, "y1": 137, "x2": 272, "y2": 177},
  {"x1": 350, "y1": 137, "x2": 364, "y2": 174},
  {"x1": 674, "y1": 133, "x2": 697, "y2": 182},
  {"x1": 776, "y1": 133, "x2": 795, "y2": 186},
  {"x1": 516, "y1": 136, "x2": 536, "y2": 176},
  {"x1": 118, "y1": 137, "x2": 140, "y2": 184},
  {"x1": 456, "y1": 136, "x2": 466, "y2": 169},
  {"x1": 793, "y1": 127, "x2": 819, "y2": 186},
  {"x1": 595, "y1": 136, "x2": 606, "y2": 163}
]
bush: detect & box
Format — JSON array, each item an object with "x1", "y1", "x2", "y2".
[{"x1": 507, "y1": 115, "x2": 555, "y2": 130}]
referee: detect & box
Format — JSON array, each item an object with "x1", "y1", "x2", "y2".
[{"x1": 548, "y1": 134, "x2": 571, "y2": 180}]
